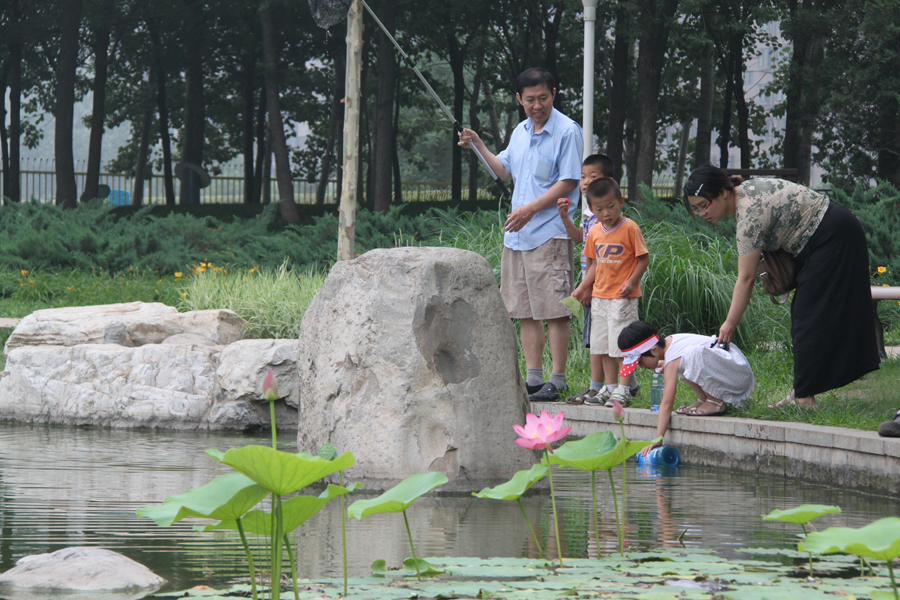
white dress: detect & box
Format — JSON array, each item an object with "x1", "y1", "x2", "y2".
[{"x1": 663, "y1": 334, "x2": 755, "y2": 407}]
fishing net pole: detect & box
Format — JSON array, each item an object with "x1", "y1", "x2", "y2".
[{"x1": 309, "y1": 0, "x2": 510, "y2": 198}]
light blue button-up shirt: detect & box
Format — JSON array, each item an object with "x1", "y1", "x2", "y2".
[{"x1": 497, "y1": 108, "x2": 583, "y2": 251}]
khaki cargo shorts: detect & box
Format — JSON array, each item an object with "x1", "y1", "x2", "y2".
[
  {"x1": 500, "y1": 238, "x2": 574, "y2": 320},
  {"x1": 590, "y1": 297, "x2": 639, "y2": 356}
]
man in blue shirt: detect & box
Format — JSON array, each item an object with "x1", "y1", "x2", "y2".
[{"x1": 458, "y1": 68, "x2": 583, "y2": 402}]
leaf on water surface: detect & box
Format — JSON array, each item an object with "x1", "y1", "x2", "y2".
[
  {"x1": 799, "y1": 517, "x2": 900, "y2": 561},
  {"x1": 736, "y1": 547, "x2": 809, "y2": 558},
  {"x1": 206, "y1": 446, "x2": 355, "y2": 495},
  {"x1": 545, "y1": 431, "x2": 661, "y2": 471},
  {"x1": 763, "y1": 504, "x2": 842, "y2": 525},
  {"x1": 402, "y1": 558, "x2": 444, "y2": 577},
  {"x1": 194, "y1": 483, "x2": 361, "y2": 534},
  {"x1": 347, "y1": 471, "x2": 449, "y2": 519},
  {"x1": 472, "y1": 464, "x2": 548, "y2": 500},
  {"x1": 371, "y1": 559, "x2": 388, "y2": 576},
  {"x1": 869, "y1": 591, "x2": 897, "y2": 600},
  {"x1": 136, "y1": 472, "x2": 268, "y2": 526}
]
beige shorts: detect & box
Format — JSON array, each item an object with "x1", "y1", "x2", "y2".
[
  {"x1": 590, "y1": 297, "x2": 639, "y2": 356},
  {"x1": 500, "y1": 239, "x2": 574, "y2": 320}
]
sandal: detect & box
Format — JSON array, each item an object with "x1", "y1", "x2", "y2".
[
  {"x1": 565, "y1": 387, "x2": 598, "y2": 405},
  {"x1": 681, "y1": 398, "x2": 726, "y2": 416},
  {"x1": 675, "y1": 400, "x2": 705, "y2": 415},
  {"x1": 768, "y1": 391, "x2": 818, "y2": 410}
]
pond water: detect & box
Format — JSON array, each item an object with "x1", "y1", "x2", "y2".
[{"x1": 1, "y1": 422, "x2": 898, "y2": 596}]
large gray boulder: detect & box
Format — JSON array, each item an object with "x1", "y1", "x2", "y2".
[
  {"x1": 0, "y1": 302, "x2": 299, "y2": 431},
  {"x1": 4, "y1": 302, "x2": 245, "y2": 353},
  {"x1": 297, "y1": 247, "x2": 534, "y2": 491},
  {"x1": 0, "y1": 547, "x2": 164, "y2": 596}
]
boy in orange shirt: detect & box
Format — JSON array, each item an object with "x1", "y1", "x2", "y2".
[{"x1": 568, "y1": 177, "x2": 649, "y2": 406}]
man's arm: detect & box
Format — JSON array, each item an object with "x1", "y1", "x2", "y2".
[
  {"x1": 505, "y1": 179, "x2": 578, "y2": 232},
  {"x1": 457, "y1": 128, "x2": 511, "y2": 181}
]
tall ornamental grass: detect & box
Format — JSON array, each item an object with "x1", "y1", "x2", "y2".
[{"x1": 179, "y1": 260, "x2": 325, "y2": 339}]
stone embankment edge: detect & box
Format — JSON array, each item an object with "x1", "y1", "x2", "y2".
[{"x1": 535, "y1": 402, "x2": 900, "y2": 497}]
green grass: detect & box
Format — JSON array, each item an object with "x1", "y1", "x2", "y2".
[{"x1": 179, "y1": 260, "x2": 326, "y2": 339}]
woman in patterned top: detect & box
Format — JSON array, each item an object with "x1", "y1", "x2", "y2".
[{"x1": 682, "y1": 165, "x2": 879, "y2": 408}]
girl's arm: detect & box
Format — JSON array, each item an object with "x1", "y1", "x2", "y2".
[
  {"x1": 641, "y1": 359, "x2": 680, "y2": 455},
  {"x1": 718, "y1": 248, "x2": 761, "y2": 344}
]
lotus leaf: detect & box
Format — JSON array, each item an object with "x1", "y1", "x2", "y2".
[
  {"x1": 545, "y1": 431, "x2": 661, "y2": 471},
  {"x1": 206, "y1": 445, "x2": 355, "y2": 495},
  {"x1": 403, "y1": 558, "x2": 444, "y2": 577},
  {"x1": 194, "y1": 483, "x2": 361, "y2": 534},
  {"x1": 472, "y1": 464, "x2": 548, "y2": 500},
  {"x1": 348, "y1": 471, "x2": 449, "y2": 519},
  {"x1": 136, "y1": 472, "x2": 268, "y2": 526},
  {"x1": 799, "y1": 517, "x2": 900, "y2": 561},
  {"x1": 560, "y1": 297, "x2": 584, "y2": 330},
  {"x1": 763, "y1": 504, "x2": 841, "y2": 524}
]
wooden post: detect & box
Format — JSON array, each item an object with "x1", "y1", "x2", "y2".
[{"x1": 338, "y1": 0, "x2": 362, "y2": 261}]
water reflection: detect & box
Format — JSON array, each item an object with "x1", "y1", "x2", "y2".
[{"x1": 0, "y1": 422, "x2": 897, "y2": 594}]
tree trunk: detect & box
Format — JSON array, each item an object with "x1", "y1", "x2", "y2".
[
  {"x1": 372, "y1": 0, "x2": 398, "y2": 213},
  {"x1": 338, "y1": 0, "x2": 363, "y2": 261},
  {"x1": 132, "y1": 78, "x2": 154, "y2": 206},
  {"x1": 392, "y1": 69, "x2": 402, "y2": 203},
  {"x1": 876, "y1": 92, "x2": 900, "y2": 186},
  {"x1": 317, "y1": 41, "x2": 345, "y2": 205},
  {"x1": 447, "y1": 34, "x2": 467, "y2": 205},
  {"x1": 6, "y1": 5, "x2": 22, "y2": 203},
  {"x1": 148, "y1": 22, "x2": 176, "y2": 206},
  {"x1": 468, "y1": 48, "x2": 485, "y2": 202},
  {"x1": 84, "y1": 0, "x2": 112, "y2": 202},
  {"x1": 718, "y1": 53, "x2": 734, "y2": 169},
  {"x1": 693, "y1": 43, "x2": 714, "y2": 169},
  {"x1": 259, "y1": 3, "x2": 299, "y2": 222},
  {"x1": 254, "y1": 73, "x2": 267, "y2": 204},
  {"x1": 631, "y1": 0, "x2": 680, "y2": 201},
  {"x1": 180, "y1": 0, "x2": 206, "y2": 204},
  {"x1": 730, "y1": 33, "x2": 751, "y2": 169},
  {"x1": 606, "y1": 0, "x2": 632, "y2": 182},
  {"x1": 55, "y1": 0, "x2": 84, "y2": 209},
  {"x1": 674, "y1": 118, "x2": 691, "y2": 197},
  {"x1": 543, "y1": 0, "x2": 565, "y2": 108},
  {"x1": 242, "y1": 44, "x2": 258, "y2": 204},
  {"x1": 0, "y1": 64, "x2": 9, "y2": 200}
]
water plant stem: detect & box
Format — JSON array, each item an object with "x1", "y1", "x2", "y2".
[
  {"x1": 545, "y1": 452, "x2": 564, "y2": 567},
  {"x1": 340, "y1": 471, "x2": 348, "y2": 597},
  {"x1": 608, "y1": 470, "x2": 624, "y2": 555},
  {"x1": 270, "y1": 495, "x2": 283, "y2": 600},
  {"x1": 800, "y1": 523, "x2": 814, "y2": 577},
  {"x1": 269, "y1": 400, "x2": 277, "y2": 449},
  {"x1": 591, "y1": 471, "x2": 600, "y2": 557},
  {"x1": 236, "y1": 518, "x2": 259, "y2": 600},
  {"x1": 887, "y1": 559, "x2": 898, "y2": 600},
  {"x1": 402, "y1": 509, "x2": 422, "y2": 581},
  {"x1": 283, "y1": 535, "x2": 299, "y2": 600},
  {"x1": 516, "y1": 498, "x2": 544, "y2": 559}
]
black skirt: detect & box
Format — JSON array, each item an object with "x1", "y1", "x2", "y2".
[{"x1": 791, "y1": 201, "x2": 880, "y2": 397}]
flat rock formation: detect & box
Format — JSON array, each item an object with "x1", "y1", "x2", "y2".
[
  {"x1": 298, "y1": 247, "x2": 534, "y2": 491},
  {"x1": 0, "y1": 547, "x2": 164, "y2": 596},
  {"x1": 0, "y1": 303, "x2": 297, "y2": 431}
]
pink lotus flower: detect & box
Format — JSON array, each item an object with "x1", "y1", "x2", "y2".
[
  {"x1": 612, "y1": 400, "x2": 625, "y2": 423},
  {"x1": 513, "y1": 410, "x2": 570, "y2": 452},
  {"x1": 262, "y1": 368, "x2": 279, "y2": 402}
]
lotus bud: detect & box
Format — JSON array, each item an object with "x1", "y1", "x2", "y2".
[
  {"x1": 262, "y1": 368, "x2": 279, "y2": 402},
  {"x1": 612, "y1": 400, "x2": 625, "y2": 423}
]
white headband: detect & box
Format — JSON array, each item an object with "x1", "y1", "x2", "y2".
[{"x1": 619, "y1": 334, "x2": 660, "y2": 378}]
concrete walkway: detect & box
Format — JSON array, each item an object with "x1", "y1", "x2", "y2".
[
  {"x1": 0, "y1": 318, "x2": 20, "y2": 330},
  {"x1": 533, "y1": 402, "x2": 900, "y2": 497}
]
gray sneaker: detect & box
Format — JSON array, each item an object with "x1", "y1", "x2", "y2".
[
  {"x1": 585, "y1": 387, "x2": 611, "y2": 406},
  {"x1": 606, "y1": 388, "x2": 631, "y2": 408}
]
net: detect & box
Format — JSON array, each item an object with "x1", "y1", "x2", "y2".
[{"x1": 308, "y1": 0, "x2": 351, "y2": 29}]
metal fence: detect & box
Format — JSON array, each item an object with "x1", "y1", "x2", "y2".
[{"x1": 1, "y1": 159, "x2": 676, "y2": 205}]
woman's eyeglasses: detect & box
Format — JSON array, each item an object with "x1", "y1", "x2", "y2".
[{"x1": 690, "y1": 199, "x2": 711, "y2": 215}]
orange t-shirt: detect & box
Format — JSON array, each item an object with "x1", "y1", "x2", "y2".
[{"x1": 583, "y1": 217, "x2": 649, "y2": 299}]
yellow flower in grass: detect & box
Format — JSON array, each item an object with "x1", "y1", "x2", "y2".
[
  {"x1": 200, "y1": 262, "x2": 207, "y2": 268},
  {"x1": 182, "y1": 292, "x2": 187, "y2": 297},
  {"x1": 174, "y1": 272, "x2": 183, "y2": 278},
  {"x1": 249, "y1": 267, "x2": 257, "y2": 274},
  {"x1": 213, "y1": 267, "x2": 219, "y2": 272},
  {"x1": 29, "y1": 280, "x2": 34, "y2": 285},
  {"x1": 67, "y1": 286, "x2": 73, "y2": 291},
  {"x1": 20, "y1": 270, "x2": 28, "y2": 276},
  {"x1": 877, "y1": 266, "x2": 887, "y2": 273},
  {"x1": 885, "y1": 284, "x2": 890, "y2": 287}
]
